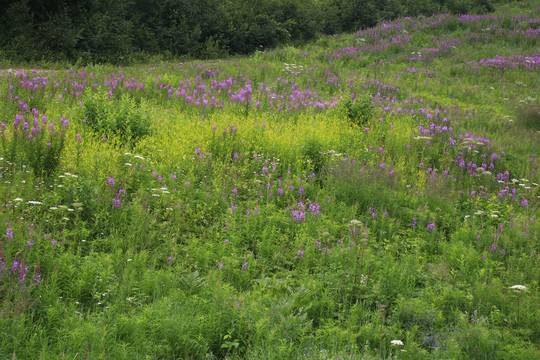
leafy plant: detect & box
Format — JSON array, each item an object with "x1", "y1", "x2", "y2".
[
  {"x1": 340, "y1": 93, "x2": 374, "y2": 128},
  {"x1": 80, "y1": 92, "x2": 152, "y2": 142}
]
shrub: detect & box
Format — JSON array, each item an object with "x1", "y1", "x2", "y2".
[
  {"x1": 80, "y1": 92, "x2": 152, "y2": 142},
  {"x1": 340, "y1": 93, "x2": 374, "y2": 128},
  {"x1": 1, "y1": 114, "x2": 66, "y2": 177},
  {"x1": 517, "y1": 104, "x2": 540, "y2": 131}
]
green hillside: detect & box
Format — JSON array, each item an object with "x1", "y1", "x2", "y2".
[{"x1": 0, "y1": 0, "x2": 538, "y2": 359}]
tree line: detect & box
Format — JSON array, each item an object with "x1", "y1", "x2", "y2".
[{"x1": 0, "y1": 0, "x2": 499, "y2": 64}]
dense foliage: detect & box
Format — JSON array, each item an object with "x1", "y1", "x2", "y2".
[
  {"x1": 1, "y1": 0, "x2": 504, "y2": 64},
  {"x1": 0, "y1": 0, "x2": 539, "y2": 359}
]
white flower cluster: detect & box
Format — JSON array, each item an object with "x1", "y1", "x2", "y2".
[{"x1": 282, "y1": 63, "x2": 304, "y2": 76}]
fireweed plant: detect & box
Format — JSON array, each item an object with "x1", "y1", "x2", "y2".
[{"x1": 0, "y1": 1, "x2": 538, "y2": 359}]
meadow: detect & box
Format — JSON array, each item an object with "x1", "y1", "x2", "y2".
[{"x1": 0, "y1": 1, "x2": 538, "y2": 359}]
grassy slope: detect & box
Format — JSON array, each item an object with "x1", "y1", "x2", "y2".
[{"x1": 0, "y1": 0, "x2": 538, "y2": 359}]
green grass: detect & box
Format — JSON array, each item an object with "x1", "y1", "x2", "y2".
[{"x1": 0, "y1": 0, "x2": 538, "y2": 359}]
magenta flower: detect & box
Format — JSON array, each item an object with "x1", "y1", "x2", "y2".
[{"x1": 6, "y1": 226, "x2": 13, "y2": 241}]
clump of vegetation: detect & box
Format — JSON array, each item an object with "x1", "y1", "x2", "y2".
[
  {"x1": 340, "y1": 93, "x2": 374, "y2": 128},
  {"x1": 80, "y1": 92, "x2": 152, "y2": 142}
]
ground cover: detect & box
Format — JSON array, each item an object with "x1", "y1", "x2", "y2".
[{"x1": 0, "y1": 1, "x2": 538, "y2": 359}]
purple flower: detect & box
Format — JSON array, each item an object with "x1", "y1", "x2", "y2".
[
  {"x1": 291, "y1": 210, "x2": 306, "y2": 222},
  {"x1": 113, "y1": 197, "x2": 122, "y2": 208},
  {"x1": 242, "y1": 262, "x2": 247, "y2": 271},
  {"x1": 308, "y1": 202, "x2": 321, "y2": 217},
  {"x1": 521, "y1": 199, "x2": 528, "y2": 208},
  {"x1": 107, "y1": 177, "x2": 115, "y2": 187},
  {"x1": 6, "y1": 226, "x2": 13, "y2": 241},
  {"x1": 491, "y1": 243, "x2": 497, "y2": 252},
  {"x1": 426, "y1": 223, "x2": 435, "y2": 232},
  {"x1": 297, "y1": 249, "x2": 304, "y2": 259}
]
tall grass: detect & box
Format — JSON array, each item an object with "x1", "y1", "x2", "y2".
[{"x1": 0, "y1": 1, "x2": 538, "y2": 359}]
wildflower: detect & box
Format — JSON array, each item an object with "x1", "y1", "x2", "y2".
[
  {"x1": 291, "y1": 210, "x2": 306, "y2": 222},
  {"x1": 113, "y1": 197, "x2": 122, "y2": 208},
  {"x1": 391, "y1": 340, "x2": 404, "y2": 346},
  {"x1": 509, "y1": 285, "x2": 527, "y2": 292},
  {"x1": 308, "y1": 202, "x2": 321, "y2": 217},
  {"x1": 297, "y1": 249, "x2": 304, "y2": 259},
  {"x1": 107, "y1": 177, "x2": 114, "y2": 187},
  {"x1": 242, "y1": 262, "x2": 247, "y2": 271},
  {"x1": 6, "y1": 226, "x2": 13, "y2": 241}
]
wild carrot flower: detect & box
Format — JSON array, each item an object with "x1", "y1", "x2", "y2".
[{"x1": 509, "y1": 285, "x2": 527, "y2": 292}]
